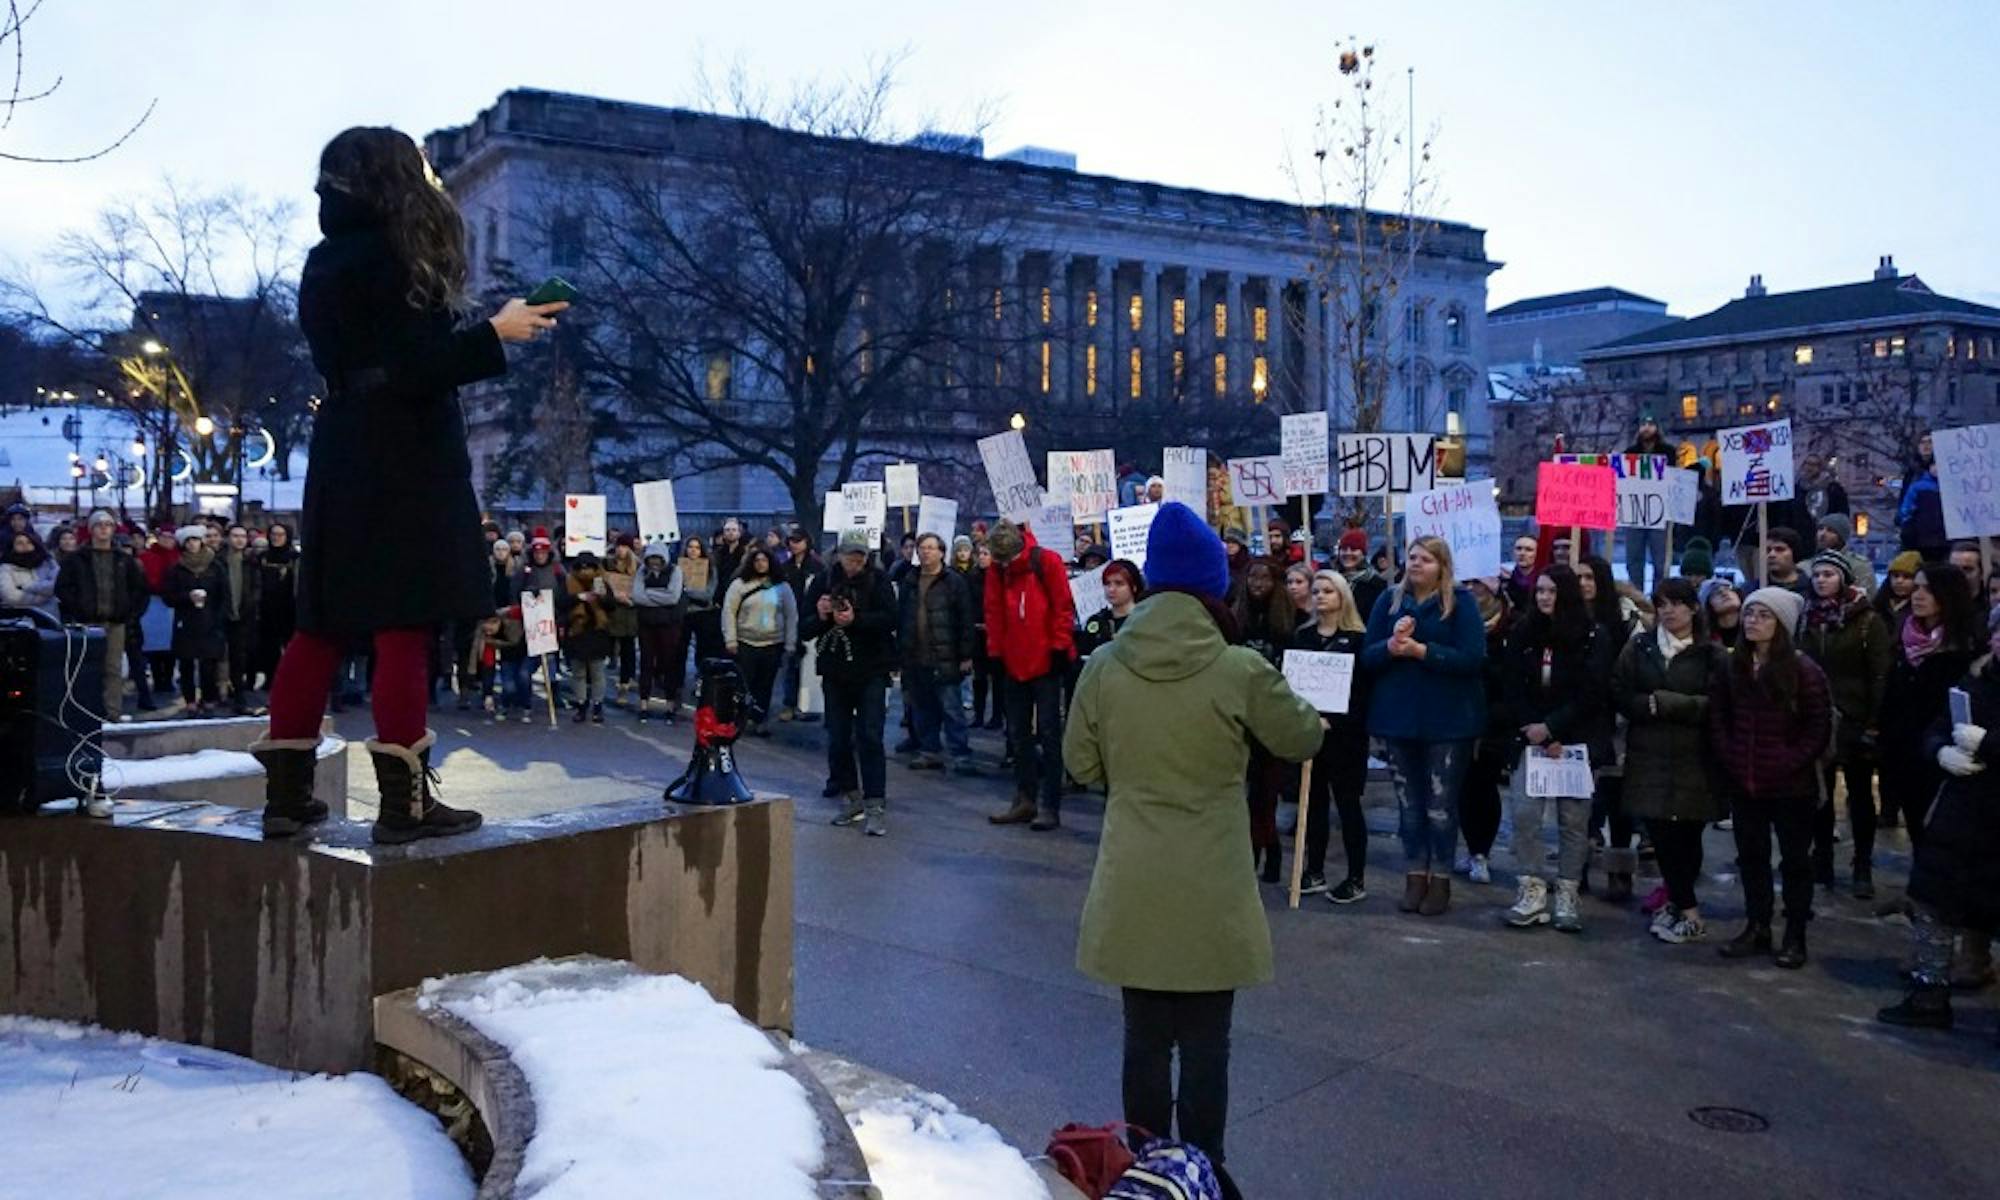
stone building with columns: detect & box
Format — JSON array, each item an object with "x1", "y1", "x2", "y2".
[{"x1": 425, "y1": 89, "x2": 1497, "y2": 525}]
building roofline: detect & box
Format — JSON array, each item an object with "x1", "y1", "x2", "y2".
[{"x1": 1579, "y1": 309, "x2": 2000, "y2": 360}]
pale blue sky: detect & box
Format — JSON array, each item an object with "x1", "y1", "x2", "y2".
[{"x1": 3, "y1": 0, "x2": 1995, "y2": 318}]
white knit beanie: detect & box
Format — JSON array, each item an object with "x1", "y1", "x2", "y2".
[{"x1": 1743, "y1": 586, "x2": 1805, "y2": 635}]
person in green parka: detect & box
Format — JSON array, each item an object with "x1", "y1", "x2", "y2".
[{"x1": 1064, "y1": 501, "x2": 1320, "y2": 1189}]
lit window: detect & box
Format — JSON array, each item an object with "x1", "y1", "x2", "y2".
[
  {"x1": 1766, "y1": 392, "x2": 1782, "y2": 413},
  {"x1": 1946, "y1": 334, "x2": 1957, "y2": 358},
  {"x1": 1086, "y1": 290, "x2": 1099, "y2": 327},
  {"x1": 705, "y1": 351, "x2": 731, "y2": 401},
  {"x1": 805, "y1": 354, "x2": 815, "y2": 377},
  {"x1": 1040, "y1": 341, "x2": 1052, "y2": 394},
  {"x1": 1172, "y1": 298, "x2": 1186, "y2": 337},
  {"x1": 1890, "y1": 336, "x2": 1906, "y2": 358},
  {"x1": 1129, "y1": 348, "x2": 1142, "y2": 398},
  {"x1": 1738, "y1": 397, "x2": 1756, "y2": 416},
  {"x1": 1040, "y1": 287, "x2": 1052, "y2": 325},
  {"x1": 1873, "y1": 338, "x2": 1889, "y2": 358},
  {"x1": 1129, "y1": 294, "x2": 1144, "y2": 333},
  {"x1": 859, "y1": 331, "x2": 873, "y2": 377},
  {"x1": 1252, "y1": 356, "x2": 1269, "y2": 402},
  {"x1": 1213, "y1": 353, "x2": 1227, "y2": 396},
  {"x1": 1448, "y1": 387, "x2": 1467, "y2": 416},
  {"x1": 1173, "y1": 350, "x2": 1185, "y2": 393},
  {"x1": 1254, "y1": 306, "x2": 1269, "y2": 343},
  {"x1": 1214, "y1": 303, "x2": 1228, "y2": 339},
  {"x1": 1086, "y1": 344, "x2": 1098, "y2": 396},
  {"x1": 992, "y1": 288, "x2": 1004, "y2": 322},
  {"x1": 1680, "y1": 392, "x2": 1698, "y2": 420},
  {"x1": 1794, "y1": 344, "x2": 1813, "y2": 366}
]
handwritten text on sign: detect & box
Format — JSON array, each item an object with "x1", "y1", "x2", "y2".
[
  {"x1": 979, "y1": 429, "x2": 1042, "y2": 524},
  {"x1": 564, "y1": 494, "x2": 607, "y2": 557},
  {"x1": 1163, "y1": 446, "x2": 1208, "y2": 511},
  {"x1": 884, "y1": 463, "x2": 921, "y2": 508},
  {"x1": 1057, "y1": 449, "x2": 1119, "y2": 522},
  {"x1": 1718, "y1": 418, "x2": 1795, "y2": 504},
  {"x1": 1553, "y1": 453, "x2": 1674, "y2": 529},
  {"x1": 1535, "y1": 461, "x2": 1618, "y2": 530},
  {"x1": 1068, "y1": 563, "x2": 1109, "y2": 625},
  {"x1": 1403, "y1": 479, "x2": 1503, "y2": 570},
  {"x1": 1934, "y1": 423, "x2": 2000, "y2": 539},
  {"x1": 842, "y1": 481, "x2": 887, "y2": 547},
  {"x1": 1281, "y1": 411, "x2": 1330, "y2": 496},
  {"x1": 916, "y1": 495, "x2": 959, "y2": 542},
  {"x1": 1107, "y1": 502, "x2": 1160, "y2": 570},
  {"x1": 523, "y1": 588, "x2": 559, "y2": 658},
  {"x1": 1667, "y1": 466, "x2": 1699, "y2": 526},
  {"x1": 632, "y1": 479, "x2": 680, "y2": 545},
  {"x1": 1281, "y1": 649, "x2": 1355, "y2": 714},
  {"x1": 1525, "y1": 745, "x2": 1594, "y2": 799},
  {"x1": 1228, "y1": 456, "x2": 1284, "y2": 507},
  {"x1": 1337, "y1": 433, "x2": 1438, "y2": 496}
]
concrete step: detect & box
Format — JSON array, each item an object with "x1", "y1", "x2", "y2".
[
  {"x1": 98, "y1": 735, "x2": 349, "y2": 818},
  {"x1": 100, "y1": 715, "x2": 333, "y2": 760}
]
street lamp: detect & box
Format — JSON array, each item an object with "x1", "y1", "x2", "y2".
[
  {"x1": 141, "y1": 339, "x2": 166, "y2": 356},
  {"x1": 131, "y1": 439, "x2": 146, "y2": 458},
  {"x1": 194, "y1": 415, "x2": 216, "y2": 437},
  {"x1": 1009, "y1": 411, "x2": 1027, "y2": 431}
]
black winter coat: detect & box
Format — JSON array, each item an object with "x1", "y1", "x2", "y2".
[
  {"x1": 1503, "y1": 619, "x2": 1616, "y2": 765},
  {"x1": 293, "y1": 189, "x2": 509, "y2": 637},
  {"x1": 1909, "y1": 658, "x2": 2000, "y2": 930},
  {"x1": 256, "y1": 545, "x2": 299, "y2": 651},
  {"x1": 54, "y1": 548, "x2": 149, "y2": 625},
  {"x1": 1612, "y1": 629, "x2": 1728, "y2": 822},
  {"x1": 898, "y1": 567, "x2": 977, "y2": 673},
  {"x1": 799, "y1": 563, "x2": 898, "y2": 684},
  {"x1": 166, "y1": 555, "x2": 228, "y2": 659},
  {"x1": 1879, "y1": 632, "x2": 1977, "y2": 774}
]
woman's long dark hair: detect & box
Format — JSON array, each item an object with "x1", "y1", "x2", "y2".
[
  {"x1": 1734, "y1": 604, "x2": 1802, "y2": 713},
  {"x1": 1235, "y1": 559, "x2": 1293, "y2": 645},
  {"x1": 1579, "y1": 554, "x2": 1623, "y2": 629},
  {"x1": 317, "y1": 126, "x2": 468, "y2": 310},
  {"x1": 1652, "y1": 576, "x2": 1706, "y2": 638},
  {"x1": 1528, "y1": 563, "x2": 1592, "y2": 648},
  {"x1": 737, "y1": 547, "x2": 775, "y2": 582},
  {"x1": 1916, "y1": 563, "x2": 1979, "y2": 649}
]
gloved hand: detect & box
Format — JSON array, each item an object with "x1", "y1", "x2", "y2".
[
  {"x1": 1952, "y1": 723, "x2": 1986, "y2": 755},
  {"x1": 1938, "y1": 745, "x2": 1986, "y2": 777}
]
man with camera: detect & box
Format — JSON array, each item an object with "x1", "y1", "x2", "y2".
[{"x1": 799, "y1": 528, "x2": 899, "y2": 835}]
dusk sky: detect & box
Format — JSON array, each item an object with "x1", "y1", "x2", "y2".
[{"x1": 3, "y1": 0, "x2": 1994, "y2": 320}]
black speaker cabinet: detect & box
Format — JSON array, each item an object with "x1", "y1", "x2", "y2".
[{"x1": 0, "y1": 611, "x2": 104, "y2": 811}]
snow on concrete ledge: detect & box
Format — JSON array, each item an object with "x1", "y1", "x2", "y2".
[{"x1": 96, "y1": 735, "x2": 344, "y2": 790}]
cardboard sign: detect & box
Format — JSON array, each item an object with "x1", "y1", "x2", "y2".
[
  {"x1": 1525, "y1": 745, "x2": 1594, "y2": 799},
  {"x1": 1718, "y1": 418, "x2": 1795, "y2": 504},
  {"x1": 1535, "y1": 461, "x2": 1618, "y2": 530},
  {"x1": 821, "y1": 490, "x2": 845, "y2": 535},
  {"x1": 564, "y1": 494, "x2": 607, "y2": 557},
  {"x1": 1281, "y1": 412, "x2": 1331, "y2": 496},
  {"x1": 1068, "y1": 563, "x2": 1109, "y2": 624},
  {"x1": 916, "y1": 495, "x2": 958, "y2": 542},
  {"x1": 1934, "y1": 423, "x2": 2000, "y2": 539},
  {"x1": 979, "y1": 429, "x2": 1042, "y2": 523},
  {"x1": 1046, "y1": 452, "x2": 1074, "y2": 518},
  {"x1": 1163, "y1": 446, "x2": 1208, "y2": 511},
  {"x1": 605, "y1": 572, "x2": 634, "y2": 604},
  {"x1": 1337, "y1": 432, "x2": 1437, "y2": 496},
  {"x1": 1228, "y1": 455, "x2": 1285, "y2": 507},
  {"x1": 1404, "y1": 479, "x2": 1502, "y2": 571},
  {"x1": 1036, "y1": 490, "x2": 1074, "y2": 536},
  {"x1": 1107, "y1": 502, "x2": 1160, "y2": 569},
  {"x1": 884, "y1": 463, "x2": 921, "y2": 509},
  {"x1": 1054, "y1": 449, "x2": 1118, "y2": 522},
  {"x1": 1554, "y1": 453, "x2": 1675, "y2": 529},
  {"x1": 1281, "y1": 649, "x2": 1354, "y2": 715},
  {"x1": 1667, "y1": 466, "x2": 1700, "y2": 527},
  {"x1": 841, "y1": 481, "x2": 887, "y2": 547},
  {"x1": 523, "y1": 588, "x2": 559, "y2": 657},
  {"x1": 632, "y1": 479, "x2": 680, "y2": 546}
]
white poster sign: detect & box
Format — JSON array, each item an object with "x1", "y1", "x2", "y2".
[
  {"x1": 1227, "y1": 455, "x2": 1285, "y2": 508},
  {"x1": 1107, "y1": 502, "x2": 1160, "y2": 570},
  {"x1": 1281, "y1": 649, "x2": 1354, "y2": 714},
  {"x1": 1281, "y1": 412, "x2": 1331, "y2": 496},
  {"x1": 1403, "y1": 479, "x2": 1503, "y2": 572},
  {"x1": 1934, "y1": 423, "x2": 2000, "y2": 539},
  {"x1": 1717, "y1": 419, "x2": 1795, "y2": 505},
  {"x1": 841, "y1": 481, "x2": 887, "y2": 547},
  {"x1": 1037, "y1": 490, "x2": 1075, "y2": 536},
  {"x1": 1337, "y1": 433, "x2": 1437, "y2": 497},
  {"x1": 979, "y1": 429, "x2": 1043, "y2": 524},
  {"x1": 821, "y1": 490, "x2": 845, "y2": 535},
  {"x1": 1047, "y1": 452, "x2": 1074, "y2": 519},
  {"x1": 884, "y1": 463, "x2": 921, "y2": 509},
  {"x1": 632, "y1": 479, "x2": 680, "y2": 546},
  {"x1": 1057, "y1": 449, "x2": 1119, "y2": 522},
  {"x1": 1163, "y1": 446, "x2": 1208, "y2": 511},
  {"x1": 564, "y1": 494, "x2": 607, "y2": 557},
  {"x1": 523, "y1": 588, "x2": 559, "y2": 658},
  {"x1": 1667, "y1": 466, "x2": 1700, "y2": 527},
  {"x1": 1068, "y1": 563, "x2": 1109, "y2": 625},
  {"x1": 1525, "y1": 745, "x2": 1595, "y2": 799},
  {"x1": 916, "y1": 495, "x2": 959, "y2": 542}
]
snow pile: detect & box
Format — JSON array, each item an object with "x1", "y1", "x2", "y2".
[
  {"x1": 0, "y1": 1015, "x2": 473, "y2": 1200},
  {"x1": 96, "y1": 736, "x2": 343, "y2": 791},
  {"x1": 425, "y1": 961, "x2": 825, "y2": 1199},
  {"x1": 850, "y1": 1089, "x2": 1050, "y2": 1200}
]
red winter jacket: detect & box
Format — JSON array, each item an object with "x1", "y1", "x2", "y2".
[
  {"x1": 984, "y1": 528, "x2": 1076, "y2": 683},
  {"x1": 1709, "y1": 653, "x2": 1832, "y2": 801}
]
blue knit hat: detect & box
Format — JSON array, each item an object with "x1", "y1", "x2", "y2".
[{"x1": 1144, "y1": 501, "x2": 1229, "y2": 600}]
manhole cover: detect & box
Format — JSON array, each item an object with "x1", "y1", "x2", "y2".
[{"x1": 1688, "y1": 1106, "x2": 1769, "y2": 1133}]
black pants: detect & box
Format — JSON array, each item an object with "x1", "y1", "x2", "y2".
[
  {"x1": 177, "y1": 657, "x2": 221, "y2": 706},
  {"x1": 614, "y1": 634, "x2": 638, "y2": 685},
  {"x1": 1305, "y1": 730, "x2": 1370, "y2": 879},
  {"x1": 1122, "y1": 988, "x2": 1235, "y2": 1166},
  {"x1": 1731, "y1": 791, "x2": 1815, "y2": 926},
  {"x1": 1814, "y1": 753, "x2": 1878, "y2": 872},
  {"x1": 224, "y1": 620, "x2": 253, "y2": 702},
  {"x1": 672, "y1": 609, "x2": 724, "y2": 703},
  {"x1": 823, "y1": 674, "x2": 887, "y2": 799},
  {"x1": 637, "y1": 622, "x2": 681, "y2": 702},
  {"x1": 1460, "y1": 741, "x2": 1507, "y2": 858},
  {"x1": 737, "y1": 642, "x2": 784, "y2": 721},
  {"x1": 1649, "y1": 817, "x2": 1707, "y2": 911},
  {"x1": 1004, "y1": 671, "x2": 1064, "y2": 811},
  {"x1": 1592, "y1": 771, "x2": 1634, "y2": 850},
  {"x1": 972, "y1": 654, "x2": 999, "y2": 725},
  {"x1": 1879, "y1": 745, "x2": 1937, "y2": 846}
]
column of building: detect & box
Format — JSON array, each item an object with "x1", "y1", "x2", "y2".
[
  {"x1": 1224, "y1": 273, "x2": 1245, "y2": 401},
  {"x1": 1267, "y1": 278, "x2": 1290, "y2": 407},
  {"x1": 1091, "y1": 257, "x2": 1114, "y2": 408}
]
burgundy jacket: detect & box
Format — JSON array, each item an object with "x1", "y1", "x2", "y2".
[{"x1": 1708, "y1": 653, "x2": 1832, "y2": 801}]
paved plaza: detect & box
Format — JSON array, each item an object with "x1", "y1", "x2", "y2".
[{"x1": 335, "y1": 703, "x2": 2000, "y2": 1200}]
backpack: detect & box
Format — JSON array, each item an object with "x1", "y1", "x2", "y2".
[
  {"x1": 1046, "y1": 1122, "x2": 1140, "y2": 1198},
  {"x1": 1107, "y1": 1138, "x2": 1226, "y2": 1200}
]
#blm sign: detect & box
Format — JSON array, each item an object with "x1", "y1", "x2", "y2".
[
  {"x1": 523, "y1": 588, "x2": 559, "y2": 658},
  {"x1": 1535, "y1": 461, "x2": 1618, "y2": 530},
  {"x1": 1404, "y1": 479, "x2": 1503, "y2": 572},
  {"x1": 1553, "y1": 452, "x2": 1674, "y2": 529},
  {"x1": 1717, "y1": 418, "x2": 1795, "y2": 505},
  {"x1": 1281, "y1": 649, "x2": 1355, "y2": 715},
  {"x1": 1280, "y1": 411, "x2": 1330, "y2": 496},
  {"x1": 1068, "y1": 563, "x2": 1109, "y2": 625},
  {"x1": 564, "y1": 494, "x2": 607, "y2": 557},
  {"x1": 1525, "y1": 745, "x2": 1594, "y2": 799},
  {"x1": 1163, "y1": 446, "x2": 1208, "y2": 510},
  {"x1": 916, "y1": 495, "x2": 959, "y2": 542},
  {"x1": 1227, "y1": 455, "x2": 1284, "y2": 507},
  {"x1": 1337, "y1": 433, "x2": 1438, "y2": 496},
  {"x1": 1107, "y1": 502, "x2": 1160, "y2": 569},
  {"x1": 631, "y1": 479, "x2": 680, "y2": 545},
  {"x1": 1933, "y1": 423, "x2": 2000, "y2": 539},
  {"x1": 979, "y1": 429, "x2": 1042, "y2": 524},
  {"x1": 884, "y1": 463, "x2": 921, "y2": 509}
]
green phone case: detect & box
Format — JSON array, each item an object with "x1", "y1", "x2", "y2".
[{"x1": 526, "y1": 276, "x2": 579, "y2": 306}]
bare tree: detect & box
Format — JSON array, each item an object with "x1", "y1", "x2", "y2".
[{"x1": 0, "y1": 0, "x2": 155, "y2": 165}]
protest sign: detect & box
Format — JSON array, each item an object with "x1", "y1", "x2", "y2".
[
  {"x1": 1037, "y1": 490, "x2": 1074, "y2": 536},
  {"x1": 979, "y1": 429, "x2": 1043, "y2": 523},
  {"x1": 632, "y1": 479, "x2": 680, "y2": 545},
  {"x1": 916, "y1": 495, "x2": 959, "y2": 542},
  {"x1": 1068, "y1": 563, "x2": 1109, "y2": 624},
  {"x1": 564, "y1": 494, "x2": 607, "y2": 556},
  {"x1": 1337, "y1": 432, "x2": 1437, "y2": 496},
  {"x1": 1667, "y1": 466, "x2": 1700, "y2": 527},
  {"x1": 1535, "y1": 461, "x2": 1618, "y2": 530},
  {"x1": 1281, "y1": 412, "x2": 1331, "y2": 496},
  {"x1": 1163, "y1": 446, "x2": 1208, "y2": 510},
  {"x1": 1933, "y1": 423, "x2": 2000, "y2": 539},
  {"x1": 841, "y1": 481, "x2": 887, "y2": 547},
  {"x1": 821, "y1": 490, "x2": 844, "y2": 535},
  {"x1": 884, "y1": 463, "x2": 921, "y2": 509},
  {"x1": 523, "y1": 588, "x2": 559, "y2": 658},
  {"x1": 1717, "y1": 418, "x2": 1795, "y2": 504},
  {"x1": 1404, "y1": 479, "x2": 1503, "y2": 570},
  {"x1": 1046, "y1": 452, "x2": 1074, "y2": 517},
  {"x1": 1525, "y1": 745, "x2": 1595, "y2": 799},
  {"x1": 1053, "y1": 449, "x2": 1118, "y2": 522},
  {"x1": 1228, "y1": 455, "x2": 1285, "y2": 507},
  {"x1": 1107, "y1": 502, "x2": 1160, "y2": 569},
  {"x1": 1281, "y1": 650, "x2": 1355, "y2": 715},
  {"x1": 1553, "y1": 452, "x2": 1674, "y2": 529}
]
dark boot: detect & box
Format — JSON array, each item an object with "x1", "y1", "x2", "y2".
[
  {"x1": 1604, "y1": 872, "x2": 1633, "y2": 904},
  {"x1": 250, "y1": 736, "x2": 328, "y2": 838},
  {"x1": 369, "y1": 731, "x2": 483, "y2": 845},
  {"x1": 1418, "y1": 874, "x2": 1452, "y2": 917},
  {"x1": 1398, "y1": 872, "x2": 1430, "y2": 913},
  {"x1": 989, "y1": 790, "x2": 1037, "y2": 825},
  {"x1": 1258, "y1": 843, "x2": 1281, "y2": 883},
  {"x1": 1851, "y1": 861, "x2": 1875, "y2": 901},
  {"x1": 1774, "y1": 920, "x2": 1809, "y2": 969},
  {"x1": 1029, "y1": 798, "x2": 1062, "y2": 832},
  {"x1": 1877, "y1": 985, "x2": 1953, "y2": 1030},
  {"x1": 1718, "y1": 922, "x2": 1773, "y2": 959}
]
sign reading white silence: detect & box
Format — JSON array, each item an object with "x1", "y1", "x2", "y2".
[
  {"x1": 884, "y1": 463, "x2": 921, "y2": 508},
  {"x1": 564, "y1": 494, "x2": 608, "y2": 557},
  {"x1": 916, "y1": 495, "x2": 958, "y2": 542},
  {"x1": 632, "y1": 479, "x2": 680, "y2": 545},
  {"x1": 1107, "y1": 502, "x2": 1160, "y2": 569},
  {"x1": 1281, "y1": 412, "x2": 1330, "y2": 496},
  {"x1": 1068, "y1": 563, "x2": 1109, "y2": 624},
  {"x1": 1281, "y1": 649, "x2": 1354, "y2": 715},
  {"x1": 1163, "y1": 446, "x2": 1207, "y2": 511},
  {"x1": 522, "y1": 588, "x2": 559, "y2": 658},
  {"x1": 1525, "y1": 745, "x2": 1594, "y2": 799},
  {"x1": 979, "y1": 429, "x2": 1043, "y2": 524},
  {"x1": 1403, "y1": 479, "x2": 1502, "y2": 572}
]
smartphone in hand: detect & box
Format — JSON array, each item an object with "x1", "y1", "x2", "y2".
[{"x1": 526, "y1": 276, "x2": 580, "y2": 306}]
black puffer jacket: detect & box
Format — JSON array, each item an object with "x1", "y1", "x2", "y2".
[
  {"x1": 1503, "y1": 618, "x2": 1615, "y2": 765},
  {"x1": 165, "y1": 552, "x2": 228, "y2": 659},
  {"x1": 1612, "y1": 628, "x2": 1729, "y2": 822},
  {"x1": 799, "y1": 561, "x2": 898, "y2": 684},
  {"x1": 898, "y1": 567, "x2": 977, "y2": 673},
  {"x1": 1908, "y1": 656, "x2": 2000, "y2": 929}
]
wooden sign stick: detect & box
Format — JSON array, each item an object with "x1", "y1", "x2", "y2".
[
  {"x1": 543, "y1": 654, "x2": 560, "y2": 726},
  {"x1": 1758, "y1": 503, "x2": 1769, "y2": 588},
  {"x1": 1569, "y1": 524, "x2": 1582, "y2": 569},
  {"x1": 1288, "y1": 758, "x2": 1315, "y2": 910}
]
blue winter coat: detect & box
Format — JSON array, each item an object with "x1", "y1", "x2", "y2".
[{"x1": 1360, "y1": 584, "x2": 1488, "y2": 742}]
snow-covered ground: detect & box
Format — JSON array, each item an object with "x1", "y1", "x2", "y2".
[
  {"x1": 0, "y1": 1016, "x2": 473, "y2": 1200},
  {"x1": 849, "y1": 1089, "x2": 1051, "y2": 1199}
]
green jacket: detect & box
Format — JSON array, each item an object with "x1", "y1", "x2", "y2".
[
  {"x1": 1064, "y1": 592, "x2": 1322, "y2": 993},
  {"x1": 1798, "y1": 593, "x2": 1892, "y2": 739}
]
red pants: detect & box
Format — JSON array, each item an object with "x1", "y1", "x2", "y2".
[{"x1": 267, "y1": 627, "x2": 430, "y2": 747}]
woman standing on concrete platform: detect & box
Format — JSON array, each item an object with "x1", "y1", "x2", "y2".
[
  {"x1": 1064, "y1": 502, "x2": 1319, "y2": 1196},
  {"x1": 252, "y1": 125, "x2": 567, "y2": 843}
]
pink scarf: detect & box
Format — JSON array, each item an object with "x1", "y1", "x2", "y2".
[{"x1": 1900, "y1": 614, "x2": 1944, "y2": 666}]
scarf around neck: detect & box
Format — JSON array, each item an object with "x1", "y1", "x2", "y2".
[{"x1": 1901, "y1": 614, "x2": 1945, "y2": 666}]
